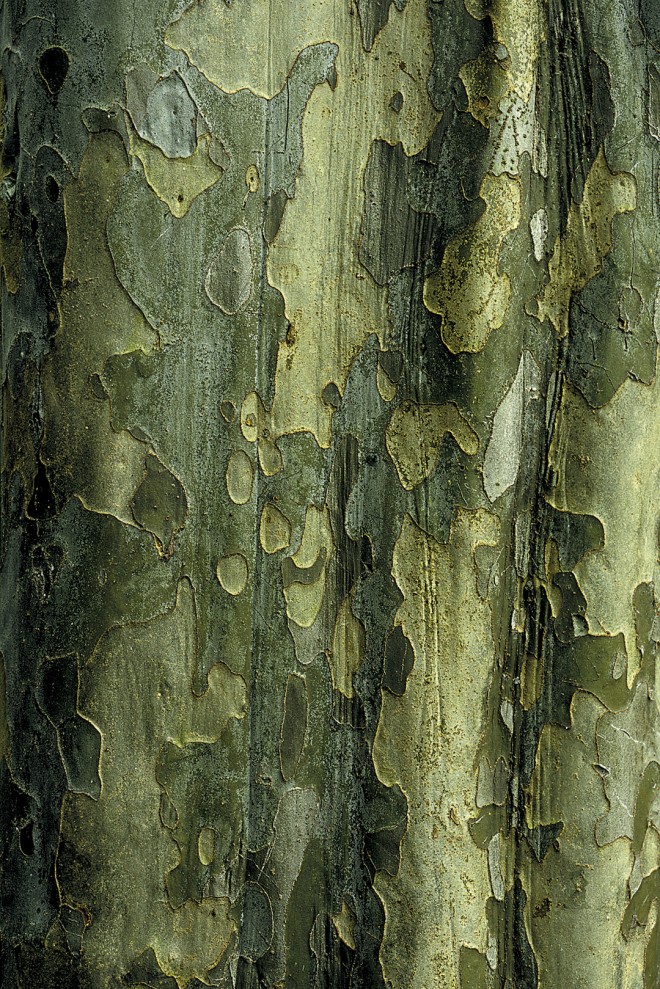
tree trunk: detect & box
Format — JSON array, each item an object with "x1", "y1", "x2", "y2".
[{"x1": 1, "y1": 1, "x2": 658, "y2": 987}]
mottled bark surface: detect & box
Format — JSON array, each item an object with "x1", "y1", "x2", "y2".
[{"x1": 1, "y1": 1, "x2": 658, "y2": 987}]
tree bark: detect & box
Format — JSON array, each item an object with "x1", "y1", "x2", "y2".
[{"x1": 1, "y1": 1, "x2": 658, "y2": 987}]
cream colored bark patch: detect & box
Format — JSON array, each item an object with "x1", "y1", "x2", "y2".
[
  {"x1": 226, "y1": 449, "x2": 254, "y2": 505},
  {"x1": 423, "y1": 173, "x2": 522, "y2": 354},
  {"x1": 548, "y1": 374, "x2": 660, "y2": 682},
  {"x1": 331, "y1": 900, "x2": 357, "y2": 950},
  {"x1": 461, "y1": 0, "x2": 543, "y2": 122},
  {"x1": 283, "y1": 505, "x2": 333, "y2": 628},
  {"x1": 373, "y1": 509, "x2": 499, "y2": 989},
  {"x1": 260, "y1": 502, "x2": 292, "y2": 554},
  {"x1": 535, "y1": 149, "x2": 636, "y2": 338},
  {"x1": 376, "y1": 363, "x2": 398, "y2": 403},
  {"x1": 216, "y1": 554, "x2": 249, "y2": 596},
  {"x1": 386, "y1": 401, "x2": 479, "y2": 490},
  {"x1": 526, "y1": 692, "x2": 647, "y2": 989},
  {"x1": 483, "y1": 351, "x2": 541, "y2": 502}
]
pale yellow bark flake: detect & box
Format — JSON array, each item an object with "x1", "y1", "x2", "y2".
[
  {"x1": 548, "y1": 373, "x2": 660, "y2": 684},
  {"x1": 373, "y1": 509, "x2": 499, "y2": 989},
  {"x1": 386, "y1": 401, "x2": 479, "y2": 490}
]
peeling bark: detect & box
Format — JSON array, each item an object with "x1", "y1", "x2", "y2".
[{"x1": 1, "y1": 1, "x2": 658, "y2": 987}]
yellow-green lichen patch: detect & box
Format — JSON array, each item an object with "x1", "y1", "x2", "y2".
[
  {"x1": 385, "y1": 400, "x2": 479, "y2": 490},
  {"x1": 373, "y1": 509, "x2": 499, "y2": 989},
  {"x1": 423, "y1": 173, "x2": 522, "y2": 354},
  {"x1": 534, "y1": 149, "x2": 636, "y2": 338},
  {"x1": 57, "y1": 580, "x2": 244, "y2": 986}
]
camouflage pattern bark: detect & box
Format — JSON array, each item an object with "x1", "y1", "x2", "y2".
[{"x1": 1, "y1": 1, "x2": 658, "y2": 987}]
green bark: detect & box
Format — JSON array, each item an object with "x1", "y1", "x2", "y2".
[{"x1": 1, "y1": 1, "x2": 658, "y2": 987}]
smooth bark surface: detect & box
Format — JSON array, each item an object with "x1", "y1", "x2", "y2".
[{"x1": 1, "y1": 1, "x2": 659, "y2": 987}]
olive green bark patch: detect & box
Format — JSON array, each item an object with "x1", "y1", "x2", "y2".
[
  {"x1": 279, "y1": 674, "x2": 308, "y2": 780},
  {"x1": 131, "y1": 453, "x2": 188, "y2": 557},
  {"x1": 423, "y1": 173, "x2": 522, "y2": 354},
  {"x1": 386, "y1": 400, "x2": 479, "y2": 490}
]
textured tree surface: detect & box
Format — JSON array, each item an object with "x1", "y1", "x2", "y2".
[{"x1": 1, "y1": 1, "x2": 659, "y2": 987}]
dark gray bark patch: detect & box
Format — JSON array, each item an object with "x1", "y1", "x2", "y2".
[
  {"x1": 37, "y1": 654, "x2": 102, "y2": 799},
  {"x1": 382, "y1": 626, "x2": 414, "y2": 695},
  {"x1": 38, "y1": 47, "x2": 69, "y2": 96},
  {"x1": 360, "y1": 110, "x2": 487, "y2": 288},
  {"x1": 280, "y1": 674, "x2": 308, "y2": 781},
  {"x1": 427, "y1": 0, "x2": 491, "y2": 110},
  {"x1": 126, "y1": 67, "x2": 198, "y2": 159},
  {"x1": 567, "y1": 250, "x2": 657, "y2": 407},
  {"x1": 541, "y1": 1, "x2": 615, "y2": 232},
  {"x1": 238, "y1": 882, "x2": 274, "y2": 962}
]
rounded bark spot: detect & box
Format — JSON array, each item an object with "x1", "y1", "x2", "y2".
[
  {"x1": 245, "y1": 164, "x2": 260, "y2": 192},
  {"x1": 198, "y1": 827, "x2": 216, "y2": 865},
  {"x1": 205, "y1": 228, "x2": 253, "y2": 315},
  {"x1": 260, "y1": 502, "x2": 291, "y2": 554},
  {"x1": 216, "y1": 554, "x2": 248, "y2": 596},
  {"x1": 226, "y1": 449, "x2": 254, "y2": 505},
  {"x1": 39, "y1": 47, "x2": 69, "y2": 95}
]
